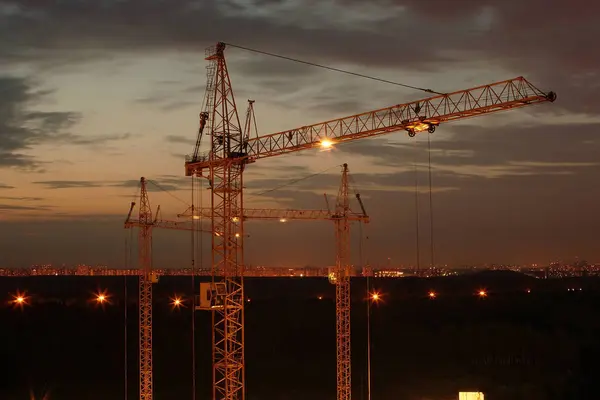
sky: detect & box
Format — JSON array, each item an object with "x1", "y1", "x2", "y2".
[{"x1": 1, "y1": 0, "x2": 599, "y2": 268}]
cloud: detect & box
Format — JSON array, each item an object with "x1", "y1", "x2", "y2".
[
  {"x1": 0, "y1": 75, "x2": 132, "y2": 170},
  {"x1": 0, "y1": 203, "x2": 53, "y2": 211},
  {"x1": 166, "y1": 135, "x2": 196, "y2": 145},
  {"x1": 0, "y1": 196, "x2": 43, "y2": 201},
  {"x1": 54, "y1": 132, "x2": 133, "y2": 146},
  {"x1": 0, "y1": 75, "x2": 80, "y2": 169},
  {"x1": 32, "y1": 176, "x2": 191, "y2": 192},
  {"x1": 0, "y1": 183, "x2": 15, "y2": 189},
  {"x1": 334, "y1": 122, "x2": 600, "y2": 178}
]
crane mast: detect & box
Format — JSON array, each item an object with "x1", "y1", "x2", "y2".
[
  {"x1": 187, "y1": 43, "x2": 247, "y2": 400},
  {"x1": 184, "y1": 42, "x2": 555, "y2": 400},
  {"x1": 124, "y1": 178, "x2": 206, "y2": 400},
  {"x1": 123, "y1": 177, "x2": 156, "y2": 400},
  {"x1": 334, "y1": 163, "x2": 351, "y2": 400}
]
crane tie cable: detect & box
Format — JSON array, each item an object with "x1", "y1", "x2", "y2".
[
  {"x1": 224, "y1": 42, "x2": 445, "y2": 96},
  {"x1": 147, "y1": 179, "x2": 190, "y2": 206},
  {"x1": 249, "y1": 164, "x2": 341, "y2": 197}
]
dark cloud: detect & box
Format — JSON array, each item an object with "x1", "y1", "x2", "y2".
[
  {"x1": 0, "y1": 183, "x2": 15, "y2": 189},
  {"x1": 54, "y1": 132, "x2": 133, "y2": 146},
  {"x1": 32, "y1": 176, "x2": 191, "y2": 192},
  {"x1": 31, "y1": 180, "x2": 105, "y2": 189},
  {"x1": 0, "y1": 196, "x2": 43, "y2": 201},
  {"x1": 0, "y1": 75, "x2": 80, "y2": 169},
  {"x1": 1, "y1": 0, "x2": 594, "y2": 114},
  {"x1": 166, "y1": 135, "x2": 195, "y2": 145},
  {"x1": 0, "y1": 75, "x2": 132, "y2": 169},
  {"x1": 0, "y1": 203, "x2": 52, "y2": 211},
  {"x1": 333, "y1": 122, "x2": 600, "y2": 176}
]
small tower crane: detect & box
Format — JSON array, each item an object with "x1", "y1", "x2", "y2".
[{"x1": 124, "y1": 177, "x2": 206, "y2": 400}]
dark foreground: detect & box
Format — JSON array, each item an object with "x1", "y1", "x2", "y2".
[{"x1": 1, "y1": 272, "x2": 600, "y2": 400}]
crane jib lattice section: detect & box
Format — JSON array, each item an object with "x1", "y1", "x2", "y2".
[{"x1": 243, "y1": 77, "x2": 554, "y2": 160}]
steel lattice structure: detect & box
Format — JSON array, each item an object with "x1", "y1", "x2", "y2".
[
  {"x1": 184, "y1": 42, "x2": 556, "y2": 400},
  {"x1": 334, "y1": 164, "x2": 352, "y2": 400},
  {"x1": 131, "y1": 177, "x2": 154, "y2": 400},
  {"x1": 124, "y1": 178, "x2": 202, "y2": 400}
]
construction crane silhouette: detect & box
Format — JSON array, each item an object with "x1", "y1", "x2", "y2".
[
  {"x1": 183, "y1": 42, "x2": 556, "y2": 400},
  {"x1": 124, "y1": 177, "x2": 209, "y2": 400}
]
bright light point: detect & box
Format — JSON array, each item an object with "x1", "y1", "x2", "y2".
[
  {"x1": 370, "y1": 292, "x2": 381, "y2": 302},
  {"x1": 318, "y1": 296, "x2": 323, "y2": 300},
  {"x1": 279, "y1": 218, "x2": 287, "y2": 223},
  {"x1": 193, "y1": 215, "x2": 200, "y2": 220},
  {"x1": 232, "y1": 217, "x2": 239, "y2": 222},
  {"x1": 11, "y1": 291, "x2": 28, "y2": 308},
  {"x1": 526, "y1": 289, "x2": 531, "y2": 293},
  {"x1": 320, "y1": 139, "x2": 334, "y2": 149},
  {"x1": 428, "y1": 291, "x2": 436, "y2": 299},
  {"x1": 235, "y1": 233, "x2": 240, "y2": 238},
  {"x1": 478, "y1": 290, "x2": 487, "y2": 297},
  {"x1": 170, "y1": 296, "x2": 184, "y2": 308},
  {"x1": 97, "y1": 294, "x2": 106, "y2": 303}
]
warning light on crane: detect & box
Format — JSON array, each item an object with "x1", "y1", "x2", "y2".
[{"x1": 370, "y1": 292, "x2": 381, "y2": 302}]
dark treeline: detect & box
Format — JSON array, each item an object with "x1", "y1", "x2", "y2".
[{"x1": 2, "y1": 272, "x2": 600, "y2": 400}]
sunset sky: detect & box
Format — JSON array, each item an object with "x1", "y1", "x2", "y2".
[{"x1": 1, "y1": 0, "x2": 598, "y2": 268}]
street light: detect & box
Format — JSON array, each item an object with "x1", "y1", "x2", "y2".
[
  {"x1": 93, "y1": 289, "x2": 110, "y2": 305},
  {"x1": 11, "y1": 291, "x2": 28, "y2": 309},
  {"x1": 366, "y1": 281, "x2": 382, "y2": 400},
  {"x1": 170, "y1": 295, "x2": 185, "y2": 309}
]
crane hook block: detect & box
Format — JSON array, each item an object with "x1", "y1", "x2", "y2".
[{"x1": 546, "y1": 91, "x2": 557, "y2": 102}]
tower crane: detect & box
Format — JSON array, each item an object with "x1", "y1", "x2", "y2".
[
  {"x1": 183, "y1": 42, "x2": 556, "y2": 400},
  {"x1": 124, "y1": 177, "x2": 206, "y2": 400}
]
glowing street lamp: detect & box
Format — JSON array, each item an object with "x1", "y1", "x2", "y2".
[
  {"x1": 170, "y1": 295, "x2": 184, "y2": 309},
  {"x1": 370, "y1": 291, "x2": 381, "y2": 302},
  {"x1": 94, "y1": 290, "x2": 110, "y2": 305},
  {"x1": 11, "y1": 291, "x2": 28, "y2": 309}
]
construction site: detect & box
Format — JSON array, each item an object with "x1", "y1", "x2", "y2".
[{"x1": 118, "y1": 42, "x2": 556, "y2": 400}]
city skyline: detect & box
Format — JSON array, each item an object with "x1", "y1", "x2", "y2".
[{"x1": 1, "y1": 1, "x2": 599, "y2": 268}]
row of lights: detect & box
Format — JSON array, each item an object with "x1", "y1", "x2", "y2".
[
  {"x1": 8, "y1": 290, "x2": 185, "y2": 310},
  {"x1": 13, "y1": 287, "x2": 586, "y2": 309}
]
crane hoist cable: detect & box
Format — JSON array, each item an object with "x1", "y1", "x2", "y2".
[
  {"x1": 413, "y1": 138, "x2": 421, "y2": 274},
  {"x1": 224, "y1": 42, "x2": 445, "y2": 95},
  {"x1": 190, "y1": 173, "x2": 197, "y2": 400},
  {"x1": 427, "y1": 132, "x2": 435, "y2": 271}
]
